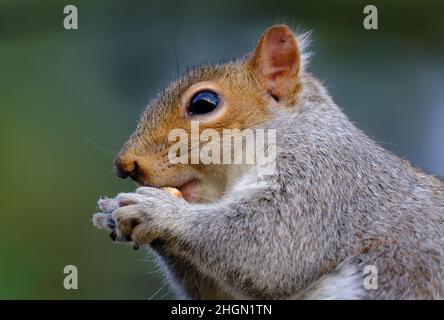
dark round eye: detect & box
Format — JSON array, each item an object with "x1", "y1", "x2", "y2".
[{"x1": 187, "y1": 90, "x2": 220, "y2": 116}]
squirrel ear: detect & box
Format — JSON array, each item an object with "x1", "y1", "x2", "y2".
[{"x1": 250, "y1": 25, "x2": 301, "y2": 103}]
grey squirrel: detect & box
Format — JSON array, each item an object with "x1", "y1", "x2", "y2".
[{"x1": 93, "y1": 25, "x2": 444, "y2": 299}]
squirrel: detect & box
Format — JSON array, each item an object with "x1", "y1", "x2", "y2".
[{"x1": 93, "y1": 25, "x2": 444, "y2": 299}]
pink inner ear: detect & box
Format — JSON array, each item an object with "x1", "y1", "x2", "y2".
[
  {"x1": 260, "y1": 27, "x2": 300, "y2": 81},
  {"x1": 250, "y1": 25, "x2": 302, "y2": 103}
]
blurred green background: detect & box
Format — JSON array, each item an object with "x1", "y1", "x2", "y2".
[{"x1": 0, "y1": 0, "x2": 443, "y2": 299}]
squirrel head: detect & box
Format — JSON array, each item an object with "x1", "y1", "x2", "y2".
[{"x1": 114, "y1": 25, "x2": 303, "y2": 203}]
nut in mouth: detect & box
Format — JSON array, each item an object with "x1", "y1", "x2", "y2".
[{"x1": 138, "y1": 178, "x2": 199, "y2": 202}]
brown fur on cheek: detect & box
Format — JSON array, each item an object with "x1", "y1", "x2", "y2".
[{"x1": 116, "y1": 59, "x2": 281, "y2": 202}]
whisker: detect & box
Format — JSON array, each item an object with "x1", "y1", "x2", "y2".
[
  {"x1": 171, "y1": 39, "x2": 181, "y2": 79},
  {"x1": 86, "y1": 138, "x2": 118, "y2": 156},
  {"x1": 148, "y1": 283, "x2": 167, "y2": 300},
  {"x1": 157, "y1": 288, "x2": 173, "y2": 300}
]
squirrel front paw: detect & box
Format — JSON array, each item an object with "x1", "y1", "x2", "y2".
[
  {"x1": 93, "y1": 187, "x2": 186, "y2": 249},
  {"x1": 92, "y1": 197, "x2": 119, "y2": 230}
]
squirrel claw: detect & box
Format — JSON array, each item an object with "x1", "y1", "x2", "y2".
[{"x1": 107, "y1": 218, "x2": 116, "y2": 229}]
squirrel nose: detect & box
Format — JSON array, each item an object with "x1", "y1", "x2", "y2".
[{"x1": 114, "y1": 156, "x2": 138, "y2": 180}]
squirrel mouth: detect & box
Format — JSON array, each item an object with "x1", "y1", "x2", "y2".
[{"x1": 174, "y1": 178, "x2": 199, "y2": 201}]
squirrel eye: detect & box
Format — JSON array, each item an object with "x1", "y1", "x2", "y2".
[{"x1": 187, "y1": 90, "x2": 220, "y2": 116}]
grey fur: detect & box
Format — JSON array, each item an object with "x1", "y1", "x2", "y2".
[{"x1": 93, "y1": 45, "x2": 443, "y2": 301}]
